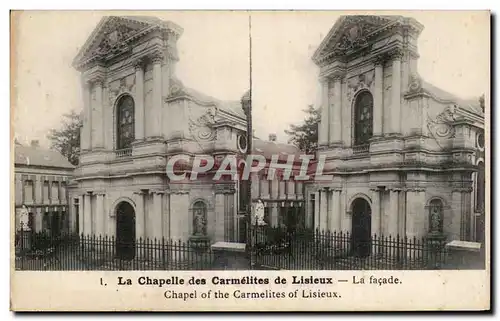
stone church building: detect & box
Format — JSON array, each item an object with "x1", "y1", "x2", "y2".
[
  {"x1": 68, "y1": 16, "x2": 307, "y2": 259},
  {"x1": 305, "y1": 15, "x2": 486, "y2": 255}
]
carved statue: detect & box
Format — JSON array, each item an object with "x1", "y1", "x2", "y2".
[
  {"x1": 18, "y1": 205, "x2": 30, "y2": 231},
  {"x1": 253, "y1": 199, "x2": 266, "y2": 226},
  {"x1": 429, "y1": 205, "x2": 442, "y2": 233},
  {"x1": 193, "y1": 207, "x2": 207, "y2": 236}
]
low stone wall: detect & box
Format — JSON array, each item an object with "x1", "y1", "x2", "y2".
[
  {"x1": 444, "y1": 240, "x2": 485, "y2": 269},
  {"x1": 211, "y1": 242, "x2": 249, "y2": 270}
]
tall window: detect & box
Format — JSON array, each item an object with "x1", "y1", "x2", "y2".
[
  {"x1": 24, "y1": 180, "x2": 34, "y2": 203},
  {"x1": 192, "y1": 201, "x2": 207, "y2": 236},
  {"x1": 476, "y1": 161, "x2": 485, "y2": 212},
  {"x1": 116, "y1": 95, "x2": 135, "y2": 150},
  {"x1": 428, "y1": 199, "x2": 444, "y2": 233},
  {"x1": 354, "y1": 91, "x2": 373, "y2": 145}
]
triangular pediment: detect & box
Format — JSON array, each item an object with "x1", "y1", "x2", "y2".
[
  {"x1": 73, "y1": 16, "x2": 183, "y2": 70},
  {"x1": 312, "y1": 15, "x2": 405, "y2": 64}
]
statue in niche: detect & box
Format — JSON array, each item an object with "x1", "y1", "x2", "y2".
[
  {"x1": 429, "y1": 199, "x2": 444, "y2": 234},
  {"x1": 192, "y1": 201, "x2": 207, "y2": 236}
]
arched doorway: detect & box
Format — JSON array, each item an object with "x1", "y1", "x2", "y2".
[
  {"x1": 351, "y1": 198, "x2": 372, "y2": 257},
  {"x1": 116, "y1": 201, "x2": 136, "y2": 260}
]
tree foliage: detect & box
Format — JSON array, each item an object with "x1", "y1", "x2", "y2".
[
  {"x1": 47, "y1": 110, "x2": 82, "y2": 166},
  {"x1": 285, "y1": 104, "x2": 321, "y2": 155}
]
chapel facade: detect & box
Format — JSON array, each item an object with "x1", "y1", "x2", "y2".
[
  {"x1": 68, "y1": 16, "x2": 305, "y2": 260},
  {"x1": 304, "y1": 15, "x2": 486, "y2": 254}
]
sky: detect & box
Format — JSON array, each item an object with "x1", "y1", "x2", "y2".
[{"x1": 13, "y1": 11, "x2": 489, "y2": 147}]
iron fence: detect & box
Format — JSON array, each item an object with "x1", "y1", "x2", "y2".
[
  {"x1": 250, "y1": 226, "x2": 449, "y2": 270},
  {"x1": 15, "y1": 229, "x2": 215, "y2": 271}
]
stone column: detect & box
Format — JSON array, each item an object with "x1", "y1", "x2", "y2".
[
  {"x1": 81, "y1": 81, "x2": 91, "y2": 150},
  {"x1": 319, "y1": 78, "x2": 329, "y2": 146},
  {"x1": 313, "y1": 191, "x2": 320, "y2": 229},
  {"x1": 92, "y1": 78, "x2": 104, "y2": 149},
  {"x1": 330, "y1": 76, "x2": 342, "y2": 145},
  {"x1": 151, "y1": 190, "x2": 164, "y2": 239},
  {"x1": 83, "y1": 192, "x2": 92, "y2": 236},
  {"x1": 370, "y1": 188, "x2": 381, "y2": 255},
  {"x1": 95, "y1": 192, "x2": 105, "y2": 236},
  {"x1": 133, "y1": 191, "x2": 146, "y2": 239},
  {"x1": 134, "y1": 59, "x2": 145, "y2": 140},
  {"x1": 390, "y1": 49, "x2": 403, "y2": 134},
  {"x1": 373, "y1": 56, "x2": 384, "y2": 136},
  {"x1": 387, "y1": 189, "x2": 399, "y2": 237},
  {"x1": 406, "y1": 189, "x2": 426, "y2": 239},
  {"x1": 78, "y1": 195, "x2": 84, "y2": 235},
  {"x1": 319, "y1": 189, "x2": 328, "y2": 231},
  {"x1": 371, "y1": 188, "x2": 381, "y2": 236},
  {"x1": 214, "y1": 186, "x2": 226, "y2": 242},
  {"x1": 169, "y1": 191, "x2": 190, "y2": 241},
  {"x1": 329, "y1": 189, "x2": 341, "y2": 232},
  {"x1": 151, "y1": 53, "x2": 164, "y2": 138}
]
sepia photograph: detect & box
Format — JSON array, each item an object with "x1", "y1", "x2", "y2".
[{"x1": 10, "y1": 9, "x2": 490, "y2": 311}]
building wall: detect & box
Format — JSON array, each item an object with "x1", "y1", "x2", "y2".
[{"x1": 15, "y1": 165, "x2": 73, "y2": 234}]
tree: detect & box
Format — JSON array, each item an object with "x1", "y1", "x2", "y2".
[
  {"x1": 479, "y1": 94, "x2": 485, "y2": 113},
  {"x1": 47, "y1": 110, "x2": 82, "y2": 166},
  {"x1": 285, "y1": 104, "x2": 321, "y2": 155}
]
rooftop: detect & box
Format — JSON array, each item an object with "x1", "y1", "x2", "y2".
[{"x1": 14, "y1": 144, "x2": 75, "y2": 170}]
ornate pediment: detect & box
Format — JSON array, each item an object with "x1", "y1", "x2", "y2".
[
  {"x1": 312, "y1": 15, "x2": 423, "y2": 65},
  {"x1": 73, "y1": 16, "x2": 183, "y2": 71}
]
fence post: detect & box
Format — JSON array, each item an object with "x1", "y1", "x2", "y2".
[{"x1": 162, "y1": 237, "x2": 166, "y2": 270}]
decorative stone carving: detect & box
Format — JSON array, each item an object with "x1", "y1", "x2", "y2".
[
  {"x1": 189, "y1": 108, "x2": 216, "y2": 142},
  {"x1": 427, "y1": 104, "x2": 460, "y2": 138},
  {"x1": 108, "y1": 75, "x2": 135, "y2": 105},
  {"x1": 346, "y1": 70, "x2": 375, "y2": 101},
  {"x1": 93, "y1": 19, "x2": 135, "y2": 57},
  {"x1": 407, "y1": 73, "x2": 422, "y2": 93},
  {"x1": 327, "y1": 17, "x2": 379, "y2": 56}
]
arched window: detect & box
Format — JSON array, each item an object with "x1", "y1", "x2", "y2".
[
  {"x1": 116, "y1": 95, "x2": 135, "y2": 150},
  {"x1": 428, "y1": 199, "x2": 444, "y2": 234},
  {"x1": 476, "y1": 161, "x2": 485, "y2": 211},
  {"x1": 192, "y1": 201, "x2": 207, "y2": 236},
  {"x1": 353, "y1": 91, "x2": 373, "y2": 145}
]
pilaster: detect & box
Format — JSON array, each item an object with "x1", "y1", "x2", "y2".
[
  {"x1": 319, "y1": 78, "x2": 329, "y2": 146},
  {"x1": 133, "y1": 190, "x2": 146, "y2": 239},
  {"x1": 134, "y1": 58, "x2": 145, "y2": 141},
  {"x1": 373, "y1": 54, "x2": 385, "y2": 136},
  {"x1": 150, "y1": 190, "x2": 164, "y2": 239},
  {"x1": 151, "y1": 51, "x2": 164, "y2": 139},
  {"x1": 370, "y1": 187, "x2": 381, "y2": 236},
  {"x1": 95, "y1": 191, "x2": 106, "y2": 236},
  {"x1": 390, "y1": 48, "x2": 403, "y2": 135},
  {"x1": 387, "y1": 189, "x2": 399, "y2": 236},
  {"x1": 329, "y1": 75, "x2": 343, "y2": 146},
  {"x1": 319, "y1": 188, "x2": 328, "y2": 231},
  {"x1": 83, "y1": 192, "x2": 92, "y2": 236}
]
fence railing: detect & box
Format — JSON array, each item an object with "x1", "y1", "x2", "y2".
[
  {"x1": 249, "y1": 226, "x2": 449, "y2": 270},
  {"x1": 15, "y1": 230, "x2": 214, "y2": 271}
]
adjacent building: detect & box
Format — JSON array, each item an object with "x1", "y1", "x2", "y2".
[
  {"x1": 14, "y1": 140, "x2": 75, "y2": 235},
  {"x1": 305, "y1": 15, "x2": 486, "y2": 255}
]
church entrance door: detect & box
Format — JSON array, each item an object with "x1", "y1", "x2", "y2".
[
  {"x1": 351, "y1": 198, "x2": 371, "y2": 257},
  {"x1": 116, "y1": 201, "x2": 136, "y2": 260}
]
